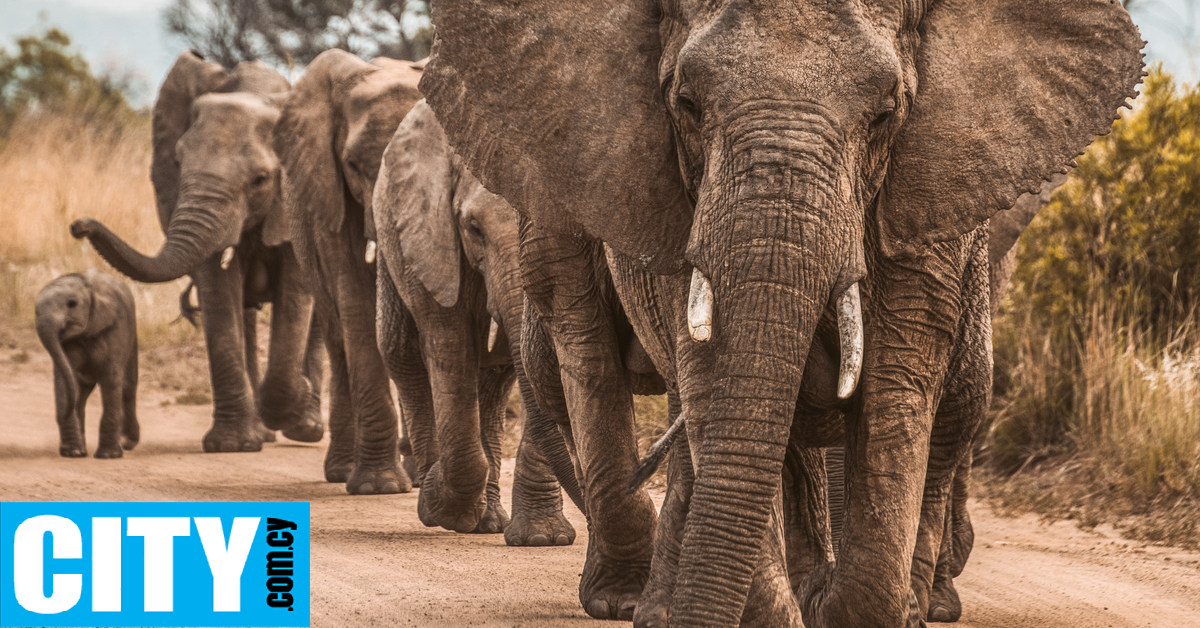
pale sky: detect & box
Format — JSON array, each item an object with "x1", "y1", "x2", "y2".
[{"x1": 1, "y1": 0, "x2": 1197, "y2": 107}]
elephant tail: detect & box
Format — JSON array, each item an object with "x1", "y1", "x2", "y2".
[
  {"x1": 629, "y1": 388, "x2": 684, "y2": 492},
  {"x1": 178, "y1": 280, "x2": 200, "y2": 328},
  {"x1": 525, "y1": 400, "x2": 586, "y2": 516}
]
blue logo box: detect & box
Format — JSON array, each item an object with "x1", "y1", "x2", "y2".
[{"x1": 0, "y1": 502, "x2": 309, "y2": 627}]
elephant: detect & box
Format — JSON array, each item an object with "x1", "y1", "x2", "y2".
[
  {"x1": 372, "y1": 99, "x2": 582, "y2": 541},
  {"x1": 70, "y1": 51, "x2": 323, "y2": 452},
  {"x1": 271, "y1": 49, "x2": 426, "y2": 494},
  {"x1": 419, "y1": 0, "x2": 1143, "y2": 626},
  {"x1": 36, "y1": 269, "x2": 139, "y2": 459}
]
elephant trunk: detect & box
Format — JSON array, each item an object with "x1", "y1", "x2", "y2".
[
  {"x1": 37, "y1": 316, "x2": 79, "y2": 428},
  {"x1": 671, "y1": 126, "x2": 850, "y2": 626},
  {"x1": 71, "y1": 189, "x2": 239, "y2": 284}
]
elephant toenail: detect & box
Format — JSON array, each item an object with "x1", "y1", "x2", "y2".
[
  {"x1": 554, "y1": 534, "x2": 571, "y2": 546},
  {"x1": 586, "y1": 600, "x2": 611, "y2": 619},
  {"x1": 382, "y1": 482, "x2": 400, "y2": 493},
  {"x1": 930, "y1": 606, "x2": 952, "y2": 622},
  {"x1": 529, "y1": 533, "x2": 549, "y2": 546},
  {"x1": 618, "y1": 600, "x2": 637, "y2": 621}
]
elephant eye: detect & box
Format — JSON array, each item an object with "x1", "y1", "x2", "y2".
[
  {"x1": 677, "y1": 92, "x2": 701, "y2": 123},
  {"x1": 870, "y1": 98, "x2": 897, "y2": 131},
  {"x1": 252, "y1": 172, "x2": 270, "y2": 186},
  {"x1": 66, "y1": 300, "x2": 77, "y2": 309},
  {"x1": 468, "y1": 219, "x2": 484, "y2": 240}
]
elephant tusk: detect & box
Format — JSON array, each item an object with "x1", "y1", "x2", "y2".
[
  {"x1": 836, "y1": 283, "x2": 863, "y2": 400},
  {"x1": 487, "y1": 318, "x2": 499, "y2": 352},
  {"x1": 687, "y1": 267, "x2": 713, "y2": 343},
  {"x1": 220, "y1": 246, "x2": 235, "y2": 270},
  {"x1": 365, "y1": 240, "x2": 377, "y2": 264}
]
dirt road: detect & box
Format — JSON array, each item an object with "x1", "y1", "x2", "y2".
[{"x1": 2, "y1": 351, "x2": 1198, "y2": 627}]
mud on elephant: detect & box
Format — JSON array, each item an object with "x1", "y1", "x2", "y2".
[
  {"x1": 420, "y1": 0, "x2": 1143, "y2": 626},
  {"x1": 36, "y1": 269, "x2": 139, "y2": 459},
  {"x1": 71, "y1": 51, "x2": 323, "y2": 453},
  {"x1": 373, "y1": 100, "x2": 583, "y2": 543}
]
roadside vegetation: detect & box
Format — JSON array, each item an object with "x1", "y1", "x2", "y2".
[{"x1": 985, "y1": 66, "x2": 1200, "y2": 548}]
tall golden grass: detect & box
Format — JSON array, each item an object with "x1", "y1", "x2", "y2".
[{"x1": 0, "y1": 112, "x2": 201, "y2": 349}]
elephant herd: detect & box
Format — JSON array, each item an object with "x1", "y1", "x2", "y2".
[{"x1": 61, "y1": 0, "x2": 1144, "y2": 626}]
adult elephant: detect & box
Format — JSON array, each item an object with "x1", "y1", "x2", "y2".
[
  {"x1": 372, "y1": 100, "x2": 582, "y2": 540},
  {"x1": 272, "y1": 49, "x2": 425, "y2": 494},
  {"x1": 420, "y1": 1, "x2": 1142, "y2": 626},
  {"x1": 71, "y1": 51, "x2": 323, "y2": 452}
]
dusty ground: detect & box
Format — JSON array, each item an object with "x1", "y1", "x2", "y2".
[{"x1": 2, "y1": 349, "x2": 1199, "y2": 627}]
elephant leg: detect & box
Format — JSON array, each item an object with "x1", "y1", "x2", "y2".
[
  {"x1": 282, "y1": 318, "x2": 326, "y2": 443},
  {"x1": 783, "y1": 444, "x2": 834, "y2": 586},
  {"x1": 243, "y1": 308, "x2": 275, "y2": 443},
  {"x1": 926, "y1": 450, "x2": 975, "y2": 623},
  {"x1": 322, "y1": 315, "x2": 356, "y2": 482},
  {"x1": 414, "y1": 307, "x2": 489, "y2": 533},
  {"x1": 121, "y1": 368, "x2": 139, "y2": 451},
  {"x1": 633, "y1": 426, "x2": 693, "y2": 628},
  {"x1": 799, "y1": 233, "x2": 986, "y2": 628},
  {"x1": 59, "y1": 377, "x2": 92, "y2": 458},
  {"x1": 259, "y1": 249, "x2": 318, "y2": 436},
  {"x1": 518, "y1": 223, "x2": 655, "y2": 621},
  {"x1": 94, "y1": 379, "x2": 126, "y2": 459},
  {"x1": 377, "y1": 255, "x2": 436, "y2": 486},
  {"x1": 193, "y1": 263, "x2": 262, "y2": 453},
  {"x1": 473, "y1": 365, "x2": 515, "y2": 534},
  {"x1": 506, "y1": 304, "x2": 577, "y2": 547}
]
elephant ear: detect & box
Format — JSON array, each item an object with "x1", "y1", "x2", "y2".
[
  {"x1": 274, "y1": 49, "x2": 369, "y2": 235},
  {"x1": 80, "y1": 270, "x2": 127, "y2": 336},
  {"x1": 422, "y1": 0, "x2": 692, "y2": 273},
  {"x1": 151, "y1": 51, "x2": 227, "y2": 230},
  {"x1": 223, "y1": 60, "x2": 290, "y2": 97},
  {"x1": 879, "y1": 0, "x2": 1143, "y2": 258},
  {"x1": 375, "y1": 100, "x2": 461, "y2": 307}
]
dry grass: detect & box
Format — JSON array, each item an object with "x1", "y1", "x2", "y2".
[
  {"x1": 0, "y1": 112, "x2": 202, "y2": 351},
  {"x1": 988, "y1": 306, "x2": 1200, "y2": 548}
]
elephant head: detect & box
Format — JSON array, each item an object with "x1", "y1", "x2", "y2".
[
  {"x1": 422, "y1": 0, "x2": 1142, "y2": 623},
  {"x1": 273, "y1": 49, "x2": 423, "y2": 247},
  {"x1": 71, "y1": 51, "x2": 290, "y2": 283},
  {"x1": 374, "y1": 100, "x2": 523, "y2": 336}
]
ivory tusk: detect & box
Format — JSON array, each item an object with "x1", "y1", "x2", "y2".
[
  {"x1": 836, "y1": 283, "x2": 863, "y2": 400},
  {"x1": 365, "y1": 240, "x2": 377, "y2": 264},
  {"x1": 487, "y1": 318, "x2": 499, "y2": 352},
  {"x1": 220, "y1": 246, "x2": 235, "y2": 270},
  {"x1": 687, "y1": 267, "x2": 713, "y2": 343}
]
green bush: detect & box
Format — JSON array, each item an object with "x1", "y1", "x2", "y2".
[{"x1": 989, "y1": 66, "x2": 1200, "y2": 544}]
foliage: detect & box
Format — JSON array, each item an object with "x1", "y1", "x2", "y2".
[
  {"x1": 988, "y1": 66, "x2": 1200, "y2": 544},
  {"x1": 0, "y1": 29, "x2": 140, "y2": 137},
  {"x1": 163, "y1": 0, "x2": 432, "y2": 68}
]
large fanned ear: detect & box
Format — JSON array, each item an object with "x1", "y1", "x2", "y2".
[
  {"x1": 422, "y1": 0, "x2": 691, "y2": 273},
  {"x1": 274, "y1": 49, "x2": 368, "y2": 234},
  {"x1": 151, "y1": 51, "x2": 226, "y2": 230},
  {"x1": 988, "y1": 172, "x2": 1068, "y2": 269},
  {"x1": 375, "y1": 100, "x2": 461, "y2": 307},
  {"x1": 879, "y1": 0, "x2": 1143, "y2": 258}
]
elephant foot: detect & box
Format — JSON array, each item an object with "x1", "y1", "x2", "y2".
[
  {"x1": 202, "y1": 422, "x2": 264, "y2": 453},
  {"x1": 324, "y1": 448, "x2": 354, "y2": 483},
  {"x1": 927, "y1": 577, "x2": 962, "y2": 623},
  {"x1": 257, "y1": 376, "x2": 312, "y2": 431},
  {"x1": 470, "y1": 499, "x2": 510, "y2": 534},
  {"x1": 505, "y1": 506, "x2": 575, "y2": 546},
  {"x1": 579, "y1": 549, "x2": 648, "y2": 621},
  {"x1": 94, "y1": 444, "x2": 123, "y2": 459},
  {"x1": 121, "y1": 423, "x2": 139, "y2": 450},
  {"x1": 282, "y1": 414, "x2": 325, "y2": 443},
  {"x1": 259, "y1": 425, "x2": 277, "y2": 443},
  {"x1": 347, "y1": 464, "x2": 412, "y2": 495},
  {"x1": 59, "y1": 445, "x2": 87, "y2": 458},
  {"x1": 632, "y1": 588, "x2": 670, "y2": 628},
  {"x1": 798, "y1": 562, "x2": 927, "y2": 628},
  {"x1": 418, "y1": 461, "x2": 486, "y2": 533}
]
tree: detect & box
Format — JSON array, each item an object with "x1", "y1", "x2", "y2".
[
  {"x1": 0, "y1": 28, "x2": 138, "y2": 135},
  {"x1": 163, "y1": 0, "x2": 432, "y2": 69}
]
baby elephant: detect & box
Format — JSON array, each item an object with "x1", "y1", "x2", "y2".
[{"x1": 36, "y1": 270, "x2": 139, "y2": 458}]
